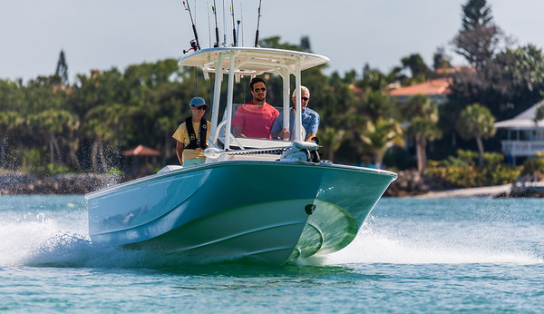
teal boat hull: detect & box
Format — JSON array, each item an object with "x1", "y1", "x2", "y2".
[{"x1": 86, "y1": 161, "x2": 397, "y2": 264}]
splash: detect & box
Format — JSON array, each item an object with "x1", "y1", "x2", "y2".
[
  {"x1": 0, "y1": 213, "x2": 240, "y2": 268},
  {"x1": 324, "y1": 218, "x2": 544, "y2": 265},
  {"x1": 1, "y1": 220, "x2": 174, "y2": 268}
]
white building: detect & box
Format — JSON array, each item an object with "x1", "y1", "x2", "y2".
[{"x1": 495, "y1": 100, "x2": 544, "y2": 164}]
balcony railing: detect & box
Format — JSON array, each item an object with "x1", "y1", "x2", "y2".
[{"x1": 501, "y1": 140, "x2": 544, "y2": 156}]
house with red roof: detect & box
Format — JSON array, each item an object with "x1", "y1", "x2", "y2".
[{"x1": 388, "y1": 77, "x2": 451, "y2": 105}]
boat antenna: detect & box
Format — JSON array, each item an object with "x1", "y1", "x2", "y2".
[
  {"x1": 212, "y1": 0, "x2": 220, "y2": 47},
  {"x1": 230, "y1": 0, "x2": 237, "y2": 46},
  {"x1": 254, "y1": 0, "x2": 262, "y2": 47},
  {"x1": 183, "y1": 0, "x2": 201, "y2": 51}
]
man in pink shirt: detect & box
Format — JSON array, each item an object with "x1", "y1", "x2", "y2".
[{"x1": 232, "y1": 77, "x2": 279, "y2": 139}]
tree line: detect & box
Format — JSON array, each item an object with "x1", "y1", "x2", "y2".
[{"x1": 2, "y1": 0, "x2": 544, "y2": 177}]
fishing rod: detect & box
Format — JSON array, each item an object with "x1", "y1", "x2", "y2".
[
  {"x1": 183, "y1": 0, "x2": 201, "y2": 51},
  {"x1": 222, "y1": 0, "x2": 227, "y2": 46},
  {"x1": 207, "y1": 2, "x2": 215, "y2": 47},
  {"x1": 230, "y1": 0, "x2": 237, "y2": 46},
  {"x1": 236, "y1": 20, "x2": 241, "y2": 47},
  {"x1": 254, "y1": 0, "x2": 262, "y2": 47},
  {"x1": 240, "y1": 3, "x2": 244, "y2": 46},
  {"x1": 212, "y1": 0, "x2": 220, "y2": 47}
]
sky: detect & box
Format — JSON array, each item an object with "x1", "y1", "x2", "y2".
[{"x1": 2, "y1": 0, "x2": 544, "y2": 83}]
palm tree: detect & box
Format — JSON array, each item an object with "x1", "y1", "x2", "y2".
[
  {"x1": 28, "y1": 110, "x2": 62, "y2": 165},
  {"x1": 0, "y1": 111, "x2": 22, "y2": 168},
  {"x1": 85, "y1": 103, "x2": 135, "y2": 172},
  {"x1": 27, "y1": 109, "x2": 79, "y2": 166},
  {"x1": 358, "y1": 118, "x2": 404, "y2": 167},
  {"x1": 83, "y1": 105, "x2": 116, "y2": 172},
  {"x1": 357, "y1": 89, "x2": 399, "y2": 123},
  {"x1": 403, "y1": 94, "x2": 443, "y2": 175},
  {"x1": 156, "y1": 115, "x2": 179, "y2": 165},
  {"x1": 406, "y1": 117, "x2": 442, "y2": 174},
  {"x1": 319, "y1": 127, "x2": 346, "y2": 162},
  {"x1": 456, "y1": 103, "x2": 496, "y2": 166},
  {"x1": 61, "y1": 112, "x2": 81, "y2": 170}
]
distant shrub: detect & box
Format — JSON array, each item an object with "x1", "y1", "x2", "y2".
[
  {"x1": 21, "y1": 149, "x2": 47, "y2": 172},
  {"x1": 426, "y1": 150, "x2": 520, "y2": 188},
  {"x1": 438, "y1": 150, "x2": 505, "y2": 168},
  {"x1": 106, "y1": 168, "x2": 123, "y2": 176},
  {"x1": 426, "y1": 165, "x2": 519, "y2": 188},
  {"x1": 46, "y1": 164, "x2": 72, "y2": 175},
  {"x1": 519, "y1": 153, "x2": 544, "y2": 179}
]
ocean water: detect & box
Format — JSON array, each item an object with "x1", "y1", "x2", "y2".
[{"x1": 1, "y1": 195, "x2": 543, "y2": 313}]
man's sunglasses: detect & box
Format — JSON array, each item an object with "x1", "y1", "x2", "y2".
[
  {"x1": 293, "y1": 97, "x2": 309, "y2": 101},
  {"x1": 253, "y1": 87, "x2": 267, "y2": 92},
  {"x1": 194, "y1": 106, "x2": 208, "y2": 110}
]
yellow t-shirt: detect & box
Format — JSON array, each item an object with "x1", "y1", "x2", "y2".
[{"x1": 172, "y1": 120, "x2": 212, "y2": 161}]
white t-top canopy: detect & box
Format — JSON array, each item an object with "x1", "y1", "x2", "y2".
[{"x1": 178, "y1": 47, "x2": 329, "y2": 75}]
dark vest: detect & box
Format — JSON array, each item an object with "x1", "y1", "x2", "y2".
[{"x1": 184, "y1": 117, "x2": 208, "y2": 150}]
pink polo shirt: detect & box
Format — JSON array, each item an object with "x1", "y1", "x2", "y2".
[{"x1": 232, "y1": 102, "x2": 279, "y2": 139}]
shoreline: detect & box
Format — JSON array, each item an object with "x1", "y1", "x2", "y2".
[{"x1": 415, "y1": 184, "x2": 512, "y2": 198}]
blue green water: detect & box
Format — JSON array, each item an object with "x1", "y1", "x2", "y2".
[{"x1": 1, "y1": 195, "x2": 543, "y2": 313}]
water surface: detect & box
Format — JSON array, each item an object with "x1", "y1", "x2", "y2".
[{"x1": 1, "y1": 196, "x2": 543, "y2": 313}]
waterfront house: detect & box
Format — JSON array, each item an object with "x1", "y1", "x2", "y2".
[
  {"x1": 494, "y1": 100, "x2": 544, "y2": 164},
  {"x1": 388, "y1": 77, "x2": 451, "y2": 105}
]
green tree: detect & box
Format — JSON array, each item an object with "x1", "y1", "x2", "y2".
[
  {"x1": 259, "y1": 36, "x2": 302, "y2": 51},
  {"x1": 456, "y1": 103, "x2": 496, "y2": 166},
  {"x1": 433, "y1": 46, "x2": 452, "y2": 71},
  {"x1": 28, "y1": 109, "x2": 77, "y2": 165},
  {"x1": 0, "y1": 80, "x2": 27, "y2": 168},
  {"x1": 0, "y1": 79, "x2": 25, "y2": 112},
  {"x1": 359, "y1": 63, "x2": 399, "y2": 91},
  {"x1": 461, "y1": 0, "x2": 492, "y2": 30},
  {"x1": 356, "y1": 89, "x2": 399, "y2": 123},
  {"x1": 319, "y1": 127, "x2": 346, "y2": 162},
  {"x1": 401, "y1": 53, "x2": 431, "y2": 83},
  {"x1": 0, "y1": 111, "x2": 22, "y2": 168},
  {"x1": 358, "y1": 118, "x2": 404, "y2": 167},
  {"x1": 403, "y1": 94, "x2": 442, "y2": 175},
  {"x1": 54, "y1": 50, "x2": 69, "y2": 85},
  {"x1": 449, "y1": 45, "x2": 544, "y2": 122},
  {"x1": 62, "y1": 113, "x2": 81, "y2": 170},
  {"x1": 82, "y1": 105, "x2": 118, "y2": 172},
  {"x1": 156, "y1": 115, "x2": 179, "y2": 164},
  {"x1": 451, "y1": 0, "x2": 507, "y2": 69}
]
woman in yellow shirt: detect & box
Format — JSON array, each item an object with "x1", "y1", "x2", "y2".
[{"x1": 172, "y1": 97, "x2": 211, "y2": 167}]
